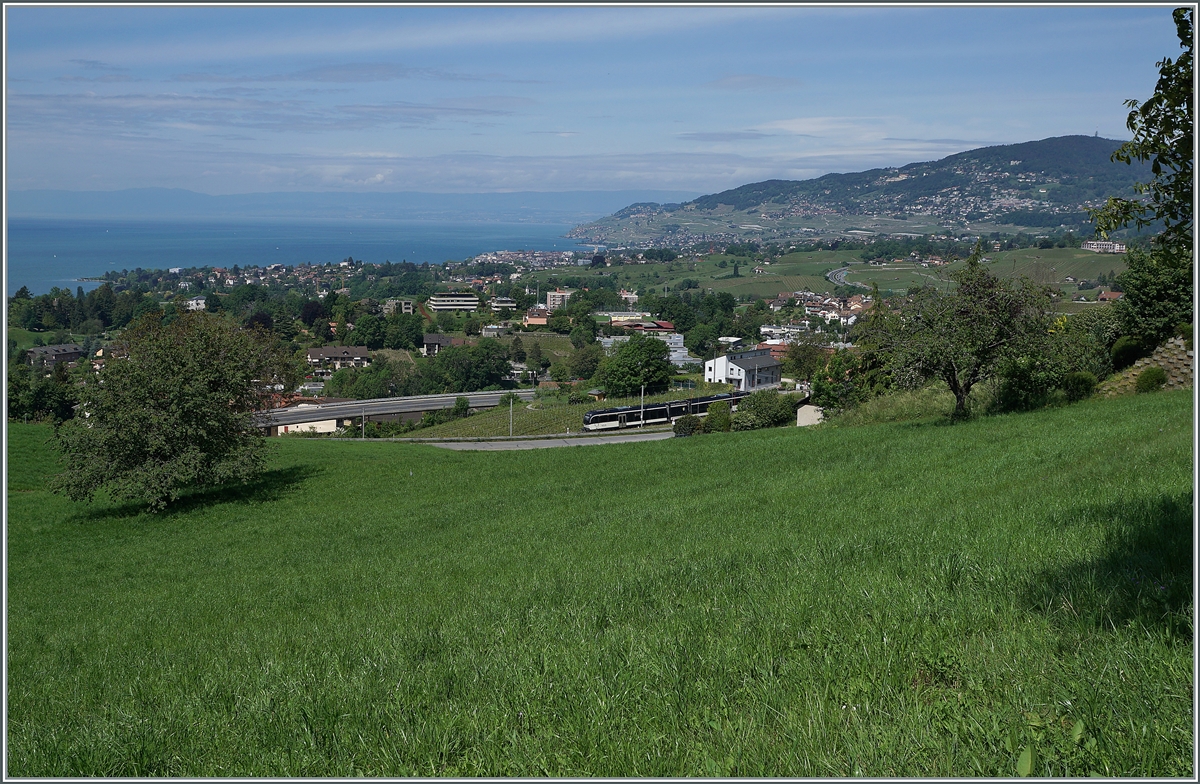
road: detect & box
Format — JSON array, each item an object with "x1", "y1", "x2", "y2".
[
  {"x1": 424, "y1": 431, "x2": 675, "y2": 451},
  {"x1": 260, "y1": 389, "x2": 538, "y2": 428}
]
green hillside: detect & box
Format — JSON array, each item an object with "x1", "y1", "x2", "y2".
[
  {"x1": 569, "y1": 135, "x2": 1151, "y2": 246},
  {"x1": 6, "y1": 391, "x2": 1193, "y2": 776}
]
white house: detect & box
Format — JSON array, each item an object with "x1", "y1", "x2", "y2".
[
  {"x1": 704, "y1": 348, "x2": 782, "y2": 391},
  {"x1": 185, "y1": 296, "x2": 207, "y2": 311}
]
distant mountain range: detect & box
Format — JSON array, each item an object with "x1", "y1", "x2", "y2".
[
  {"x1": 568, "y1": 135, "x2": 1151, "y2": 247},
  {"x1": 5, "y1": 189, "x2": 703, "y2": 224}
]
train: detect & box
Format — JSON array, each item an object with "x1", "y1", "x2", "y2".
[{"x1": 581, "y1": 391, "x2": 749, "y2": 431}]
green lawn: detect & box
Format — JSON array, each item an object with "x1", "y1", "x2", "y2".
[{"x1": 6, "y1": 390, "x2": 1193, "y2": 776}]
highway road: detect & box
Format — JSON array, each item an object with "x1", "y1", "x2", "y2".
[{"x1": 259, "y1": 389, "x2": 538, "y2": 427}]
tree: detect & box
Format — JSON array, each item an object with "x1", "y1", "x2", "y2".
[
  {"x1": 569, "y1": 342, "x2": 604, "y2": 380},
  {"x1": 1091, "y1": 8, "x2": 1194, "y2": 345},
  {"x1": 527, "y1": 340, "x2": 544, "y2": 369},
  {"x1": 861, "y1": 243, "x2": 1050, "y2": 420},
  {"x1": 1092, "y1": 8, "x2": 1193, "y2": 263},
  {"x1": 782, "y1": 335, "x2": 829, "y2": 382},
  {"x1": 595, "y1": 334, "x2": 672, "y2": 397},
  {"x1": 51, "y1": 311, "x2": 302, "y2": 511}
]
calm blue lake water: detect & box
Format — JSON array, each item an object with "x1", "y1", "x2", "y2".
[{"x1": 6, "y1": 218, "x2": 589, "y2": 296}]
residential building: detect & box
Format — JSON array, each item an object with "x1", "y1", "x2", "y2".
[
  {"x1": 1081, "y1": 240, "x2": 1127, "y2": 254},
  {"x1": 427, "y1": 292, "x2": 480, "y2": 312},
  {"x1": 546, "y1": 288, "x2": 576, "y2": 310},
  {"x1": 490, "y1": 297, "x2": 518, "y2": 312},
  {"x1": 27, "y1": 344, "x2": 85, "y2": 370},
  {"x1": 382, "y1": 298, "x2": 415, "y2": 316},
  {"x1": 523, "y1": 306, "x2": 550, "y2": 327},
  {"x1": 1098, "y1": 290, "x2": 1124, "y2": 302},
  {"x1": 421, "y1": 334, "x2": 455, "y2": 357},
  {"x1": 306, "y1": 346, "x2": 371, "y2": 378},
  {"x1": 184, "y1": 296, "x2": 208, "y2": 311},
  {"x1": 704, "y1": 348, "x2": 782, "y2": 391}
]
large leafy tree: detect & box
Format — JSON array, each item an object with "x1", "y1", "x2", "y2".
[
  {"x1": 861, "y1": 243, "x2": 1050, "y2": 419},
  {"x1": 1091, "y1": 8, "x2": 1194, "y2": 345},
  {"x1": 52, "y1": 311, "x2": 302, "y2": 511},
  {"x1": 595, "y1": 333, "x2": 672, "y2": 397}
]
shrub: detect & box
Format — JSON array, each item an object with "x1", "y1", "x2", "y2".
[
  {"x1": 994, "y1": 354, "x2": 1060, "y2": 413},
  {"x1": 1061, "y1": 371, "x2": 1097, "y2": 402},
  {"x1": 1111, "y1": 336, "x2": 1145, "y2": 371},
  {"x1": 1135, "y1": 365, "x2": 1168, "y2": 393},
  {"x1": 673, "y1": 414, "x2": 701, "y2": 437},
  {"x1": 704, "y1": 401, "x2": 731, "y2": 432},
  {"x1": 730, "y1": 412, "x2": 758, "y2": 431}
]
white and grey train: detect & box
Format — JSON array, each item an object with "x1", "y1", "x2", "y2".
[{"x1": 581, "y1": 391, "x2": 749, "y2": 431}]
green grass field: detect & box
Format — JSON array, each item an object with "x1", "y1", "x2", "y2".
[
  {"x1": 6, "y1": 391, "x2": 1193, "y2": 776},
  {"x1": 847, "y1": 248, "x2": 1128, "y2": 295}
]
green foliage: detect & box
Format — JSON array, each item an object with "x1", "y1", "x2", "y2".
[
  {"x1": 702, "y1": 400, "x2": 731, "y2": 432},
  {"x1": 1091, "y1": 8, "x2": 1193, "y2": 263},
  {"x1": 672, "y1": 413, "x2": 701, "y2": 437},
  {"x1": 1091, "y1": 10, "x2": 1194, "y2": 347},
  {"x1": 1111, "y1": 335, "x2": 1146, "y2": 371},
  {"x1": 1135, "y1": 365, "x2": 1168, "y2": 393},
  {"x1": 730, "y1": 390, "x2": 801, "y2": 430},
  {"x1": 782, "y1": 337, "x2": 828, "y2": 381},
  {"x1": 810, "y1": 349, "x2": 874, "y2": 414},
  {"x1": 1062, "y1": 371, "x2": 1098, "y2": 402},
  {"x1": 595, "y1": 334, "x2": 673, "y2": 397},
  {"x1": 509, "y1": 335, "x2": 526, "y2": 363},
  {"x1": 1112, "y1": 247, "x2": 1193, "y2": 347},
  {"x1": 569, "y1": 343, "x2": 604, "y2": 381},
  {"x1": 7, "y1": 360, "x2": 77, "y2": 424},
  {"x1": 861, "y1": 243, "x2": 1050, "y2": 419},
  {"x1": 994, "y1": 353, "x2": 1062, "y2": 413},
  {"x1": 50, "y1": 311, "x2": 301, "y2": 511}
]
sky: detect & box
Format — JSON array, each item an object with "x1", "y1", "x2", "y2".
[{"x1": 3, "y1": 4, "x2": 1186, "y2": 196}]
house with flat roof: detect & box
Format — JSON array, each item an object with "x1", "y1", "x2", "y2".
[{"x1": 427, "y1": 293, "x2": 480, "y2": 312}]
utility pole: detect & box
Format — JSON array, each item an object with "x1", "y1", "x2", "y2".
[
  {"x1": 640, "y1": 384, "x2": 644, "y2": 428},
  {"x1": 510, "y1": 396, "x2": 514, "y2": 437},
  {"x1": 361, "y1": 407, "x2": 366, "y2": 439}
]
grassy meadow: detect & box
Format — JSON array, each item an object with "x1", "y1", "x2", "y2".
[{"x1": 6, "y1": 390, "x2": 1193, "y2": 776}]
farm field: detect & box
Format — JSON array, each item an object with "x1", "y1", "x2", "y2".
[
  {"x1": 846, "y1": 247, "x2": 1128, "y2": 295},
  {"x1": 530, "y1": 251, "x2": 860, "y2": 301},
  {"x1": 6, "y1": 390, "x2": 1193, "y2": 776}
]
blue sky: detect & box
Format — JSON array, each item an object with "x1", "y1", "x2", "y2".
[{"x1": 4, "y1": 5, "x2": 1184, "y2": 195}]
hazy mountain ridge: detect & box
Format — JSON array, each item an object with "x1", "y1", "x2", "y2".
[{"x1": 569, "y1": 136, "x2": 1150, "y2": 245}]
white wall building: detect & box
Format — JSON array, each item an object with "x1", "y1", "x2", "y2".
[
  {"x1": 426, "y1": 293, "x2": 480, "y2": 311},
  {"x1": 704, "y1": 348, "x2": 782, "y2": 391}
]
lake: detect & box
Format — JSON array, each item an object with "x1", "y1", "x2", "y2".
[{"x1": 5, "y1": 218, "x2": 592, "y2": 295}]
